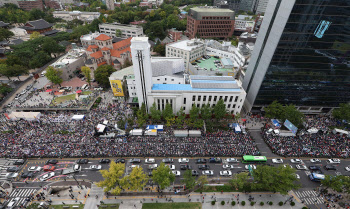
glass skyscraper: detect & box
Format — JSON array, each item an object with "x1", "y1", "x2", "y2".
[{"x1": 243, "y1": 0, "x2": 350, "y2": 113}]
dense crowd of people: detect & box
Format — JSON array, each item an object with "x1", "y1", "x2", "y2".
[
  {"x1": 263, "y1": 116, "x2": 350, "y2": 158},
  {"x1": 0, "y1": 94, "x2": 259, "y2": 158}
]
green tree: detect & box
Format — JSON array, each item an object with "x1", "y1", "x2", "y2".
[
  {"x1": 162, "y1": 103, "x2": 174, "y2": 119},
  {"x1": 29, "y1": 8, "x2": 46, "y2": 20},
  {"x1": 8, "y1": 64, "x2": 28, "y2": 80},
  {"x1": 0, "y1": 28, "x2": 14, "y2": 41},
  {"x1": 213, "y1": 99, "x2": 227, "y2": 120},
  {"x1": 0, "y1": 64, "x2": 12, "y2": 80},
  {"x1": 265, "y1": 100, "x2": 284, "y2": 119},
  {"x1": 29, "y1": 31, "x2": 40, "y2": 40},
  {"x1": 201, "y1": 103, "x2": 212, "y2": 121},
  {"x1": 176, "y1": 107, "x2": 186, "y2": 125},
  {"x1": 332, "y1": 103, "x2": 350, "y2": 121},
  {"x1": 115, "y1": 29, "x2": 122, "y2": 37},
  {"x1": 321, "y1": 175, "x2": 345, "y2": 192},
  {"x1": 150, "y1": 102, "x2": 161, "y2": 122},
  {"x1": 181, "y1": 170, "x2": 196, "y2": 191},
  {"x1": 122, "y1": 166, "x2": 148, "y2": 191},
  {"x1": 81, "y1": 66, "x2": 92, "y2": 86},
  {"x1": 137, "y1": 110, "x2": 146, "y2": 127},
  {"x1": 95, "y1": 65, "x2": 116, "y2": 87},
  {"x1": 189, "y1": 104, "x2": 199, "y2": 121},
  {"x1": 45, "y1": 66, "x2": 63, "y2": 87},
  {"x1": 42, "y1": 37, "x2": 65, "y2": 58},
  {"x1": 29, "y1": 51, "x2": 52, "y2": 69},
  {"x1": 152, "y1": 162, "x2": 175, "y2": 191},
  {"x1": 229, "y1": 172, "x2": 249, "y2": 190},
  {"x1": 97, "y1": 161, "x2": 126, "y2": 195},
  {"x1": 282, "y1": 104, "x2": 305, "y2": 128},
  {"x1": 196, "y1": 175, "x2": 208, "y2": 189},
  {"x1": 154, "y1": 43, "x2": 165, "y2": 56}
]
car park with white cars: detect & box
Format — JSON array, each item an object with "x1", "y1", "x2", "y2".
[
  {"x1": 327, "y1": 159, "x2": 341, "y2": 164},
  {"x1": 272, "y1": 158, "x2": 283, "y2": 164}
]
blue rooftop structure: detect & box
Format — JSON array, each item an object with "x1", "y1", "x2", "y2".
[
  {"x1": 152, "y1": 84, "x2": 240, "y2": 92},
  {"x1": 221, "y1": 58, "x2": 234, "y2": 67},
  {"x1": 191, "y1": 80, "x2": 237, "y2": 84}
]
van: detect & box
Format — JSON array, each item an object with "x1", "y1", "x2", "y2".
[
  {"x1": 81, "y1": 84, "x2": 88, "y2": 90},
  {"x1": 41, "y1": 71, "x2": 46, "y2": 77}
]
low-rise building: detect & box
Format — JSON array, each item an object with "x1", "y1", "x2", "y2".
[
  {"x1": 234, "y1": 15, "x2": 255, "y2": 32},
  {"x1": 99, "y1": 23, "x2": 144, "y2": 38},
  {"x1": 166, "y1": 39, "x2": 205, "y2": 70},
  {"x1": 21, "y1": 19, "x2": 53, "y2": 34},
  {"x1": 53, "y1": 11, "x2": 100, "y2": 23}
]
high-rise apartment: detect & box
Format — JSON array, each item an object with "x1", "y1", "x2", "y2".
[
  {"x1": 243, "y1": 0, "x2": 350, "y2": 114},
  {"x1": 187, "y1": 7, "x2": 235, "y2": 39}
]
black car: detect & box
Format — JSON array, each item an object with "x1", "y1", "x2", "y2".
[
  {"x1": 148, "y1": 172, "x2": 153, "y2": 177},
  {"x1": 324, "y1": 165, "x2": 336, "y2": 170},
  {"x1": 198, "y1": 165, "x2": 210, "y2": 170},
  {"x1": 209, "y1": 158, "x2": 222, "y2": 163},
  {"x1": 195, "y1": 159, "x2": 207, "y2": 164},
  {"x1": 46, "y1": 159, "x2": 58, "y2": 165},
  {"x1": 309, "y1": 166, "x2": 321, "y2": 170},
  {"x1": 13, "y1": 159, "x2": 25, "y2": 165},
  {"x1": 21, "y1": 172, "x2": 35, "y2": 178},
  {"x1": 99, "y1": 159, "x2": 111, "y2": 164},
  {"x1": 180, "y1": 165, "x2": 192, "y2": 170},
  {"x1": 312, "y1": 170, "x2": 324, "y2": 174},
  {"x1": 115, "y1": 159, "x2": 125, "y2": 163},
  {"x1": 7, "y1": 167, "x2": 19, "y2": 172},
  {"x1": 76, "y1": 159, "x2": 89, "y2": 164},
  {"x1": 162, "y1": 158, "x2": 174, "y2": 163},
  {"x1": 191, "y1": 170, "x2": 199, "y2": 176},
  {"x1": 129, "y1": 158, "x2": 141, "y2": 163}
]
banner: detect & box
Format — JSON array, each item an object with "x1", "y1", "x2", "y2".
[
  {"x1": 110, "y1": 80, "x2": 124, "y2": 97},
  {"x1": 284, "y1": 119, "x2": 298, "y2": 134}
]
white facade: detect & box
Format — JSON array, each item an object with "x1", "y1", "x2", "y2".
[
  {"x1": 255, "y1": 0, "x2": 269, "y2": 14},
  {"x1": 206, "y1": 46, "x2": 246, "y2": 68},
  {"x1": 166, "y1": 39, "x2": 205, "y2": 70},
  {"x1": 131, "y1": 37, "x2": 246, "y2": 115},
  {"x1": 53, "y1": 11, "x2": 100, "y2": 22},
  {"x1": 235, "y1": 15, "x2": 255, "y2": 32},
  {"x1": 99, "y1": 23, "x2": 144, "y2": 38},
  {"x1": 80, "y1": 32, "x2": 102, "y2": 47},
  {"x1": 105, "y1": 0, "x2": 115, "y2": 10},
  {"x1": 243, "y1": 0, "x2": 295, "y2": 111}
]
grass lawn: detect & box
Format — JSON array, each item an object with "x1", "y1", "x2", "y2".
[
  {"x1": 82, "y1": 91, "x2": 92, "y2": 95},
  {"x1": 52, "y1": 94, "x2": 76, "y2": 105},
  {"x1": 142, "y1": 203, "x2": 201, "y2": 209},
  {"x1": 98, "y1": 203, "x2": 119, "y2": 209}
]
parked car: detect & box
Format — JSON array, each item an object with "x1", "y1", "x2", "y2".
[
  {"x1": 245, "y1": 165, "x2": 256, "y2": 170},
  {"x1": 225, "y1": 158, "x2": 238, "y2": 163},
  {"x1": 165, "y1": 164, "x2": 175, "y2": 170},
  {"x1": 202, "y1": 170, "x2": 214, "y2": 176},
  {"x1": 172, "y1": 171, "x2": 181, "y2": 177},
  {"x1": 162, "y1": 158, "x2": 174, "y2": 163},
  {"x1": 209, "y1": 158, "x2": 222, "y2": 163},
  {"x1": 89, "y1": 165, "x2": 102, "y2": 170},
  {"x1": 220, "y1": 170, "x2": 232, "y2": 176},
  {"x1": 76, "y1": 159, "x2": 89, "y2": 164},
  {"x1": 180, "y1": 165, "x2": 192, "y2": 170},
  {"x1": 115, "y1": 159, "x2": 125, "y2": 163},
  {"x1": 43, "y1": 165, "x2": 55, "y2": 171},
  {"x1": 290, "y1": 159, "x2": 302, "y2": 164},
  {"x1": 198, "y1": 165, "x2": 210, "y2": 170},
  {"x1": 192, "y1": 170, "x2": 199, "y2": 176},
  {"x1": 222, "y1": 164, "x2": 232, "y2": 169},
  {"x1": 324, "y1": 165, "x2": 337, "y2": 170},
  {"x1": 148, "y1": 164, "x2": 158, "y2": 170},
  {"x1": 28, "y1": 166, "x2": 42, "y2": 172},
  {"x1": 327, "y1": 159, "x2": 341, "y2": 164},
  {"x1": 99, "y1": 159, "x2": 111, "y2": 164},
  {"x1": 195, "y1": 159, "x2": 207, "y2": 164},
  {"x1": 296, "y1": 165, "x2": 307, "y2": 170},
  {"x1": 178, "y1": 158, "x2": 189, "y2": 163},
  {"x1": 13, "y1": 159, "x2": 25, "y2": 165},
  {"x1": 145, "y1": 158, "x2": 155, "y2": 164},
  {"x1": 7, "y1": 167, "x2": 19, "y2": 172},
  {"x1": 40, "y1": 172, "x2": 55, "y2": 181},
  {"x1": 6, "y1": 173, "x2": 18, "y2": 180},
  {"x1": 309, "y1": 166, "x2": 321, "y2": 171},
  {"x1": 21, "y1": 172, "x2": 35, "y2": 178},
  {"x1": 129, "y1": 158, "x2": 141, "y2": 163},
  {"x1": 45, "y1": 159, "x2": 58, "y2": 165},
  {"x1": 272, "y1": 158, "x2": 283, "y2": 164},
  {"x1": 310, "y1": 159, "x2": 321, "y2": 163},
  {"x1": 283, "y1": 164, "x2": 293, "y2": 169}
]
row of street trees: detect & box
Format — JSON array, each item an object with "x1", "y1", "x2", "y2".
[
  {"x1": 264, "y1": 101, "x2": 305, "y2": 128},
  {"x1": 136, "y1": 99, "x2": 231, "y2": 129}
]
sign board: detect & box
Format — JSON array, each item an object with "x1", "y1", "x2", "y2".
[
  {"x1": 110, "y1": 80, "x2": 124, "y2": 97},
  {"x1": 284, "y1": 119, "x2": 298, "y2": 134}
]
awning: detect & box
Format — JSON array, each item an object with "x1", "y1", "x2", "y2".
[{"x1": 46, "y1": 89, "x2": 52, "y2": 92}]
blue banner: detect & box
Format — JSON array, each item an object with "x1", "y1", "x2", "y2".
[{"x1": 284, "y1": 120, "x2": 298, "y2": 134}]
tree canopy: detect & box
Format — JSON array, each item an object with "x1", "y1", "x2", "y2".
[
  {"x1": 81, "y1": 66, "x2": 92, "y2": 86},
  {"x1": 0, "y1": 28, "x2": 14, "y2": 42},
  {"x1": 265, "y1": 101, "x2": 305, "y2": 127},
  {"x1": 150, "y1": 102, "x2": 161, "y2": 122},
  {"x1": 45, "y1": 66, "x2": 63, "y2": 86},
  {"x1": 121, "y1": 166, "x2": 148, "y2": 191},
  {"x1": 332, "y1": 103, "x2": 350, "y2": 121},
  {"x1": 94, "y1": 65, "x2": 115, "y2": 88},
  {"x1": 181, "y1": 170, "x2": 196, "y2": 191},
  {"x1": 97, "y1": 161, "x2": 126, "y2": 195},
  {"x1": 214, "y1": 99, "x2": 227, "y2": 120},
  {"x1": 152, "y1": 162, "x2": 175, "y2": 190}
]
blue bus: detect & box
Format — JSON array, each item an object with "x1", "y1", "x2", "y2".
[{"x1": 309, "y1": 173, "x2": 325, "y2": 182}]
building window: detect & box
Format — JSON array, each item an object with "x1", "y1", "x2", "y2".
[
  {"x1": 183, "y1": 98, "x2": 186, "y2": 104},
  {"x1": 203, "y1": 96, "x2": 206, "y2": 101},
  {"x1": 234, "y1": 96, "x2": 238, "y2": 102},
  {"x1": 192, "y1": 95, "x2": 196, "y2": 101},
  {"x1": 183, "y1": 107, "x2": 185, "y2": 111},
  {"x1": 233, "y1": 104, "x2": 236, "y2": 108},
  {"x1": 157, "y1": 79, "x2": 160, "y2": 81},
  {"x1": 171, "y1": 79, "x2": 174, "y2": 81},
  {"x1": 228, "y1": 104, "x2": 231, "y2": 108},
  {"x1": 198, "y1": 96, "x2": 201, "y2": 101},
  {"x1": 229, "y1": 96, "x2": 233, "y2": 102},
  {"x1": 209, "y1": 96, "x2": 212, "y2": 101},
  {"x1": 165, "y1": 78, "x2": 167, "y2": 81},
  {"x1": 224, "y1": 96, "x2": 228, "y2": 102},
  {"x1": 214, "y1": 96, "x2": 217, "y2": 102},
  {"x1": 197, "y1": 104, "x2": 200, "y2": 108},
  {"x1": 219, "y1": 96, "x2": 223, "y2": 101}
]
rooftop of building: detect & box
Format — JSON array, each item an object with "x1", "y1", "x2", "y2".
[
  {"x1": 50, "y1": 48, "x2": 85, "y2": 69},
  {"x1": 110, "y1": 66, "x2": 134, "y2": 80},
  {"x1": 167, "y1": 39, "x2": 204, "y2": 51},
  {"x1": 236, "y1": 15, "x2": 255, "y2": 20},
  {"x1": 192, "y1": 56, "x2": 234, "y2": 72},
  {"x1": 188, "y1": 6, "x2": 235, "y2": 20},
  {"x1": 53, "y1": 11, "x2": 100, "y2": 15},
  {"x1": 80, "y1": 32, "x2": 102, "y2": 41},
  {"x1": 22, "y1": 19, "x2": 52, "y2": 30},
  {"x1": 99, "y1": 22, "x2": 142, "y2": 29},
  {"x1": 0, "y1": 21, "x2": 9, "y2": 27}
]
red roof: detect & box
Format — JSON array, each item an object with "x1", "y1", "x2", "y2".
[
  {"x1": 90, "y1": 51, "x2": 103, "y2": 59},
  {"x1": 110, "y1": 48, "x2": 130, "y2": 58},
  {"x1": 86, "y1": 45, "x2": 99, "y2": 52},
  {"x1": 95, "y1": 34, "x2": 112, "y2": 41},
  {"x1": 113, "y1": 37, "x2": 132, "y2": 50},
  {"x1": 101, "y1": 47, "x2": 110, "y2": 51},
  {"x1": 97, "y1": 61, "x2": 107, "y2": 67}
]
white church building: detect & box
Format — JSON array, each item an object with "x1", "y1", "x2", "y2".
[{"x1": 130, "y1": 37, "x2": 246, "y2": 115}]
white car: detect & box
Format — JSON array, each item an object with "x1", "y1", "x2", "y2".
[
  {"x1": 130, "y1": 165, "x2": 140, "y2": 168},
  {"x1": 40, "y1": 172, "x2": 55, "y2": 181},
  {"x1": 225, "y1": 158, "x2": 238, "y2": 163},
  {"x1": 345, "y1": 166, "x2": 350, "y2": 172},
  {"x1": 28, "y1": 166, "x2": 42, "y2": 172},
  {"x1": 220, "y1": 170, "x2": 232, "y2": 176},
  {"x1": 272, "y1": 158, "x2": 283, "y2": 164},
  {"x1": 290, "y1": 159, "x2": 302, "y2": 164},
  {"x1": 310, "y1": 159, "x2": 321, "y2": 163},
  {"x1": 145, "y1": 158, "x2": 155, "y2": 164},
  {"x1": 148, "y1": 164, "x2": 158, "y2": 170},
  {"x1": 7, "y1": 197, "x2": 20, "y2": 208},
  {"x1": 89, "y1": 165, "x2": 102, "y2": 170},
  {"x1": 222, "y1": 164, "x2": 232, "y2": 169},
  {"x1": 178, "y1": 158, "x2": 189, "y2": 163},
  {"x1": 294, "y1": 174, "x2": 300, "y2": 179},
  {"x1": 172, "y1": 171, "x2": 181, "y2": 176},
  {"x1": 296, "y1": 165, "x2": 307, "y2": 170},
  {"x1": 245, "y1": 165, "x2": 256, "y2": 170},
  {"x1": 202, "y1": 170, "x2": 214, "y2": 176},
  {"x1": 6, "y1": 173, "x2": 18, "y2": 180},
  {"x1": 166, "y1": 164, "x2": 175, "y2": 170},
  {"x1": 327, "y1": 159, "x2": 341, "y2": 164},
  {"x1": 283, "y1": 164, "x2": 293, "y2": 169}
]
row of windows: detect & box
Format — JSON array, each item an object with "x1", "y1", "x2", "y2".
[
  {"x1": 202, "y1": 16, "x2": 231, "y2": 20},
  {"x1": 187, "y1": 95, "x2": 240, "y2": 103},
  {"x1": 198, "y1": 24, "x2": 233, "y2": 29},
  {"x1": 189, "y1": 103, "x2": 238, "y2": 110},
  {"x1": 199, "y1": 20, "x2": 233, "y2": 25}
]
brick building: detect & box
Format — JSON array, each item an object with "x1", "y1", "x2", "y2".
[
  {"x1": 17, "y1": 0, "x2": 44, "y2": 11},
  {"x1": 186, "y1": 7, "x2": 235, "y2": 39}
]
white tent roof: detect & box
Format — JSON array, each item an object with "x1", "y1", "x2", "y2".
[
  {"x1": 8, "y1": 112, "x2": 41, "y2": 121},
  {"x1": 96, "y1": 124, "x2": 106, "y2": 133},
  {"x1": 71, "y1": 115, "x2": 85, "y2": 120}
]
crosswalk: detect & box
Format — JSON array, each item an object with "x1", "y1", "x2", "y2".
[
  {"x1": 6, "y1": 188, "x2": 38, "y2": 207},
  {"x1": 0, "y1": 159, "x2": 21, "y2": 180},
  {"x1": 295, "y1": 190, "x2": 324, "y2": 205}
]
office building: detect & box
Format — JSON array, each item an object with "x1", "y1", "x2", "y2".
[
  {"x1": 214, "y1": 0, "x2": 241, "y2": 13},
  {"x1": 105, "y1": 0, "x2": 114, "y2": 10},
  {"x1": 130, "y1": 37, "x2": 246, "y2": 114},
  {"x1": 239, "y1": 0, "x2": 257, "y2": 12},
  {"x1": 0, "y1": 0, "x2": 18, "y2": 7},
  {"x1": 99, "y1": 23, "x2": 144, "y2": 38},
  {"x1": 186, "y1": 6, "x2": 235, "y2": 39},
  {"x1": 166, "y1": 39, "x2": 205, "y2": 70},
  {"x1": 17, "y1": 0, "x2": 44, "y2": 10},
  {"x1": 234, "y1": 15, "x2": 255, "y2": 32},
  {"x1": 53, "y1": 11, "x2": 100, "y2": 23},
  {"x1": 242, "y1": 0, "x2": 350, "y2": 114},
  {"x1": 255, "y1": 0, "x2": 269, "y2": 14}
]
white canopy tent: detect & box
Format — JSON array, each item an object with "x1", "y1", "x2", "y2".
[
  {"x1": 71, "y1": 115, "x2": 85, "y2": 120},
  {"x1": 8, "y1": 112, "x2": 41, "y2": 121},
  {"x1": 333, "y1": 128, "x2": 349, "y2": 135},
  {"x1": 307, "y1": 128, "x2": 319, "y2": 134}
]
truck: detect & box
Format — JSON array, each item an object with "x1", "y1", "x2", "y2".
[
  {"x1": 61, "y1": 164, "x2": 81, "y2": 175},
  {"x1": 145, "y1": 129, "x2": 157, "y2": 136},
  {"x1": 129, "y1": 129, "x2": 143, "y2": 136}
]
